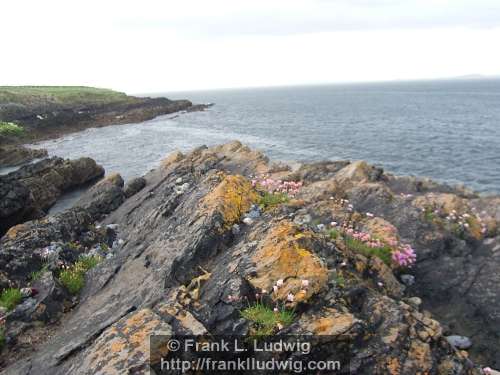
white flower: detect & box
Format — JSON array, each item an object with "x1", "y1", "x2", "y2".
[
  {"x1": 301, "y1": 279, "x2": 309, "y2": 288},
  {"x1": 277, "y1": 323, "x2": 284, "y2": 330},
  {"x1": 273, "y1": 307, "x2": 279, "y2": 313},
  {"x1": 330, "y1": 221, "x2": 338, "y2": 227},
  {"x1": 287, "y1": 293, "x2": 295, "y2": 302},
  {"x1": 276, "y1": 279, "x2": 284, "y2": 287},
  {"x1": 366, "y1": 212, "x2": 374, "y2": 218}
]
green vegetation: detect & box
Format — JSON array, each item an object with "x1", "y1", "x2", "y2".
[
  {"x1": 0, "y1": 86, "x2": 132, "y2": 107},
  {"x1": 328, "y1": 228, "x2": 340, "y2": 240},
  {"x1": 0, "y1": 288, "x2": 23, "y2": 311},
  {"x1": 344, "y1": 236, "x2": 392, "y2": 265},
  {"x1": 258, "y1": 192, "x2": 289, "y2": 210},
  {"x1": 0, "y1": 122, "x2": 24, "y2": 138},
  {"x1": 59, "y1": 255, "x2": 102, "y2": 295},
  {"x1": 329, "y1": 230, "x2": 392, "y2": 266},
  {"x1": 30, "y1": 264, "x2": 49, "y2": 282},
  {"x1": 0, "y1": 326, "x2": 5, "y2": 350},
  {"x1": 241, "y1": 303, "x2": 295, "y2": 336}
]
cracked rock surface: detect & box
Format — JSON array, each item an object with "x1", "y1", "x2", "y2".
[{"x1": 1, "y1": 141, "x2": 499, "y2": 374}]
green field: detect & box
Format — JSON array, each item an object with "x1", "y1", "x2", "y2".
[{"x1": 0, "y1": 86, "x2": 134, "y2": 107}]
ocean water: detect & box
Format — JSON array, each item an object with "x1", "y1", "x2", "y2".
[{"x1": 30, "y1": 79, "x2": 500, "y2": 194}]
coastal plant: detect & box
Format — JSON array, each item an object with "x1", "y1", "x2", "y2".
[
  {"x1": 30, "y1": 264, "x2": 49, "y2": 282},
  {"x1": 0, "y1": 288, "x2": 23, "y2": 311},
  {"x1": 258, "y1": 191, "x2": 289, "y2": 209},
  {"x1": 0, "y1": 326, "x2": 5, "y2": 350},
  {"x1": 0, "y1": 122, "x2": 24, "y2": 138},
  {"x1": 58, "y1": 255, "x2": 102, "y2": 295},
  {"x1": 240, "y1": 302, "x2": 295, "y2": 336},
  {"x1": 329, "y1": 224, "x2": 416, "y2": 268},
  {"x1": 251, "y1": 176, "x2": 303, "y2": 210},
  {"x1": 420, "y1": 205, "x2": 487, "y2": 239}
]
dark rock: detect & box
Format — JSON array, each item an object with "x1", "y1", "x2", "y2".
[
  {"x1": 0, "y1": 156, "x2": 104, "y2": 235},
  {"x1": 446, "y1": 335, "x2": 473, "y2": 350},
  {"x1": 0, "y1": 145, "x2": 47, "y2": 168},
  {"x1": 123, "y1": 177, "x2": 146, "y2": 198},
  {"x1": 74, "y1": 173, "x2": 125, "y2": 220}
]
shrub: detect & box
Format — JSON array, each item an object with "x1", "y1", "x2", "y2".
[
  {"x1": 241, "y1": 303, "x2": 295, "y2": 336},
  {"x1": 59, "y1": 255, "x2": 102, "y2": 295},
  {"x1": 0, "y1": 288, "x2": 22, "y2": 311},
  {"x1": 0, "y1": 122, "x2": 24, "y2": 138}
]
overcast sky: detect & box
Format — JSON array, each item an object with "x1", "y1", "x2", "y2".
[{"x1": 1, "y1": 0, "x2": 500, "y2": 93}]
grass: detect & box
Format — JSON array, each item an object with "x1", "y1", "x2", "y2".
[
  {"x1": 258, "y1": 192, "x2": 289, "y2": 210},
  {"x1": 329, "y1": 230, "x2": 392, "y2": 266},
  {"x1": 344, "y1": 236, "x2": 392, "y2": 265},
  {"x1": 0, "y1": 327, "x2": 5, "y2": 350},
  {"x1": 0, "y1": 288, "x2": 23, "y2": 311},
  {"x1": 30, "y1": 264, "x2": 49, "y2": 282},
  {"x1": 241, "y1": 303, "x2": 295, "y2": 336},
  {"x1": 58, "y1": 255, "x2": 102, "y2": 295},
  {"x1": 0, "y1": 122, "x2": 24, "y2": 138},
  {"x1": 0, "y1": 86, "x2": 131, "y2": 107}
]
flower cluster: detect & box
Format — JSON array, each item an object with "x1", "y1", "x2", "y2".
[
  {"x1": 251, "y1": 176, "x2": 303, "y2": 197},
  {"x1": 391, "y1": 244, "x2": 417, "y2": 267},
  {"x1": 271, "y1": 278, "x2": 310, "y2": 304},
  {"x1": 332, "y1": 224, "x2": 416, "y2": 268},
  {"x1": 346, "y1": 228, "x2": 385, "y2": 249}
]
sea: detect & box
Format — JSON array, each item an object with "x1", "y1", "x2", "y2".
[{"x1": 29, "y1": 79, "x2": 500, "y2": 195}]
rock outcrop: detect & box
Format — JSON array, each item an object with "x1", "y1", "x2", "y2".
[
  {"x1": 0, "y1": 157, "x2": 104, "y2": 235},
  {"x1": 0, "y1": 142, "x2": 498, "y2": 374},
  {"x1": 0, "y1": 145, "x2": 47, "y2": 168}
]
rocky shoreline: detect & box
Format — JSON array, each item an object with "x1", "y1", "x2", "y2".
[
  {"x1": 0, "y1": 141, "x2": 499, "y2": 374},
  {"x1": 0, "y1": 87, "x2": 211, "y2": 168}
]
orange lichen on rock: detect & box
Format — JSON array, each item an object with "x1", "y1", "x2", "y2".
[
  {"x1": 79, "y1": 308, "x2": 171, "y2": 374},
  {"x1": 299, "y1": 308, "x2": 358, "y2": 337},
  {"x1": 201, "y1": 174, "x2": 258, "y2": 231},
  {"x1": 248, "y1": 221, "x2": 328, "y2": 303},
  {"x1": 5, "y1": 223, "x2": 28, "y2": 239}
]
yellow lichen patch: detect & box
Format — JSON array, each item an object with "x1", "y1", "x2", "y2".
[
  {"x1": 248, "y1": 221, "x2": 328, "y2": 303},
  {"x1": 201, "y1": 174, "x2": 258, "y2": 231},
  {"x1": 403, "y1": 341, "x2": 432, "y2": 374},
  {"x1": 299, "y1": 308, "x2": 358, "y2": 337},
  {"x1": 160, "y1": 150, "x2": 184, "y2": 169},
  {"x1": 80, "y1": 308, "x2": 172, "y2": 374},
  {"x1": 5, "y1": 224, "x2": 28, "y2": 239},
  {"x1": 386, "y1": 357, "x2": 401, "y2": 375}
]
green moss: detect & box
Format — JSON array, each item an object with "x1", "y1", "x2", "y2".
[
  {"x1": 0, "y1": 288, "x2": 22, "y2": 311},
  {"x1": 58, "y1": 255, "x2": 102, "y2": 295},
  {"x1": 258, "y1": 192, "x2": 289, "y2": 210},
  {"x1": 0, "y1": 122, "x2": 24, "y2": 138},
  {"x1": 241, "y1": 303, "x2": 295, "y2": 336}
]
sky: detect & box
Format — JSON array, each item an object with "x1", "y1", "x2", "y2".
[{"x1": 1, "y1": 0, "x2": 500, "y2": 93}]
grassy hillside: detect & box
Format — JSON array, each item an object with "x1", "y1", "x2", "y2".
[{"x1": 0, "y1": 86, "x2": 134, "y2": 107}]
